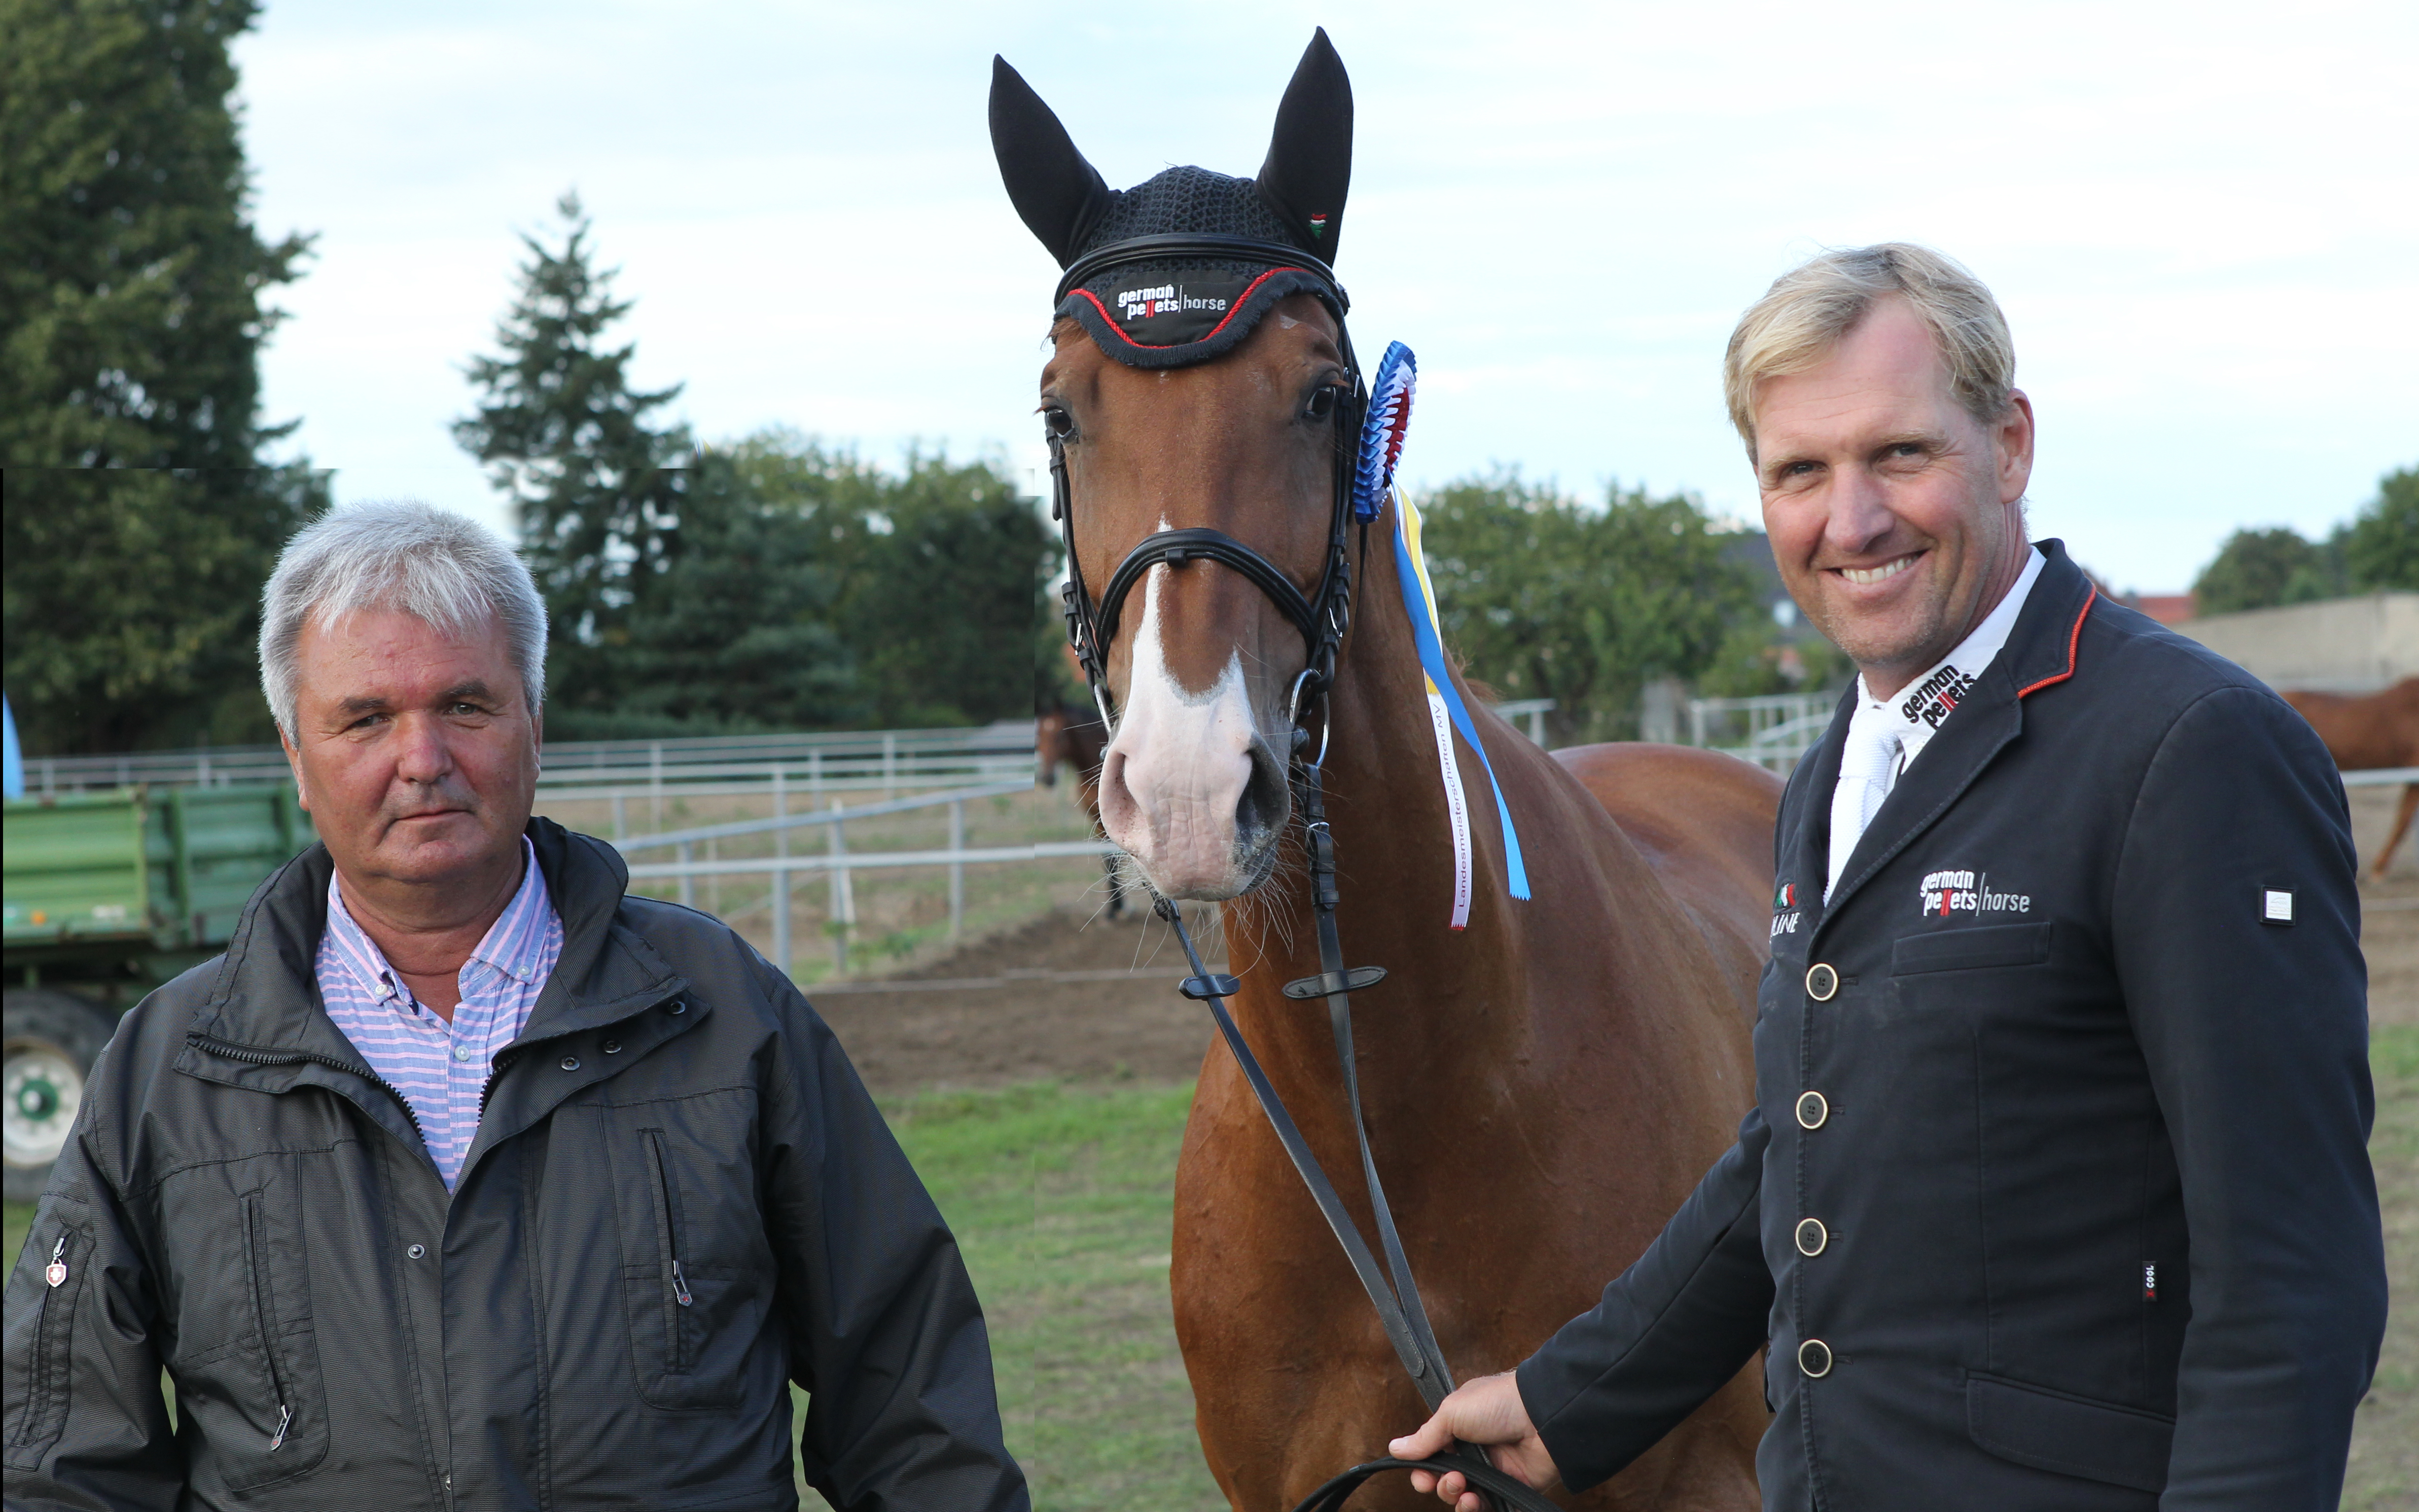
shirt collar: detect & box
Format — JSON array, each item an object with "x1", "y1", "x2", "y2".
[
  {"x1": 323, "y1": 837, "x2": 553, "y2": 1003},
  {"x1": 1852, "y1": 544, "x2": 2047, "y2": 751}
]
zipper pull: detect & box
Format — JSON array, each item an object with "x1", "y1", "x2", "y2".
[
  {"x1": 45, "y1": 1236, "x2": 67, "y2": 1288},
  {"x1": 269, "y1": 1402, "x2": 292, "y2": 1452},
  {"x1": 671, "y1": 1259, "x2": 692, "y2": 1308}
]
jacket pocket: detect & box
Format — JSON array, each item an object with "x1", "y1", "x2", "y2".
[
  {"x1": 3, "y1": 1221, "x2": 90, "y2": 1470},
  {"x1": 162, "y1": 1156, "x2": 330, "y2": 1492},
  {"x1": 1892, "y1": 921, "x2": 2053, "y2": 976},
  {"x1": 615, "y1": 1122, "x2": 754, "y2": 1410},
  {"x1": 1966, "y1": 1371, "x2": 2173, "y2": 1492}
]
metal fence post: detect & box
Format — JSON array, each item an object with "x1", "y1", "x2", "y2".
[
  {"x1": 882, "y1": 733, "x2": 897, "y2": 794},
  {"x1": 612, "y1": 791, "x2": 626, "y2": 842},
  {"x1": 650, "y1": 741, "x2": 664, "y2": 829},
  {"x1": 828, "y1": 798, "x2": 851, "y2": 975},
  {"x1": 948, "y1": 798, "x2": 966, "y2": 941},
  {"x1": 771, "y1": 769, "x2": 790, "y2": 977},
  {"x1": 678, "y1": 840, "x2": 695, "y2": 910}
]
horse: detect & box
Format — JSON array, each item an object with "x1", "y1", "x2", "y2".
[
  {"x1": 2281, "y1": 676, "x2": 2418, "y2": 878},
  {"x1": 1037, "y1": 697, "x2": 1132, "y2": 917},
  {"x1": 993, "y1": 34, "x2": 1773, "y2": 1509}
]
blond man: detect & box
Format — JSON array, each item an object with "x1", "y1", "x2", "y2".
[{"x1": 1394, "y1": 246, "x2": 2382, "y2": 1511}]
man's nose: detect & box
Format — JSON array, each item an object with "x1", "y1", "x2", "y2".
[
  {"x1": 1823, "y1": 468, "x2": 1898, "y2": 555},
  {"x1": 390, "y1": 713, "x2": 456, "y2": 784}
]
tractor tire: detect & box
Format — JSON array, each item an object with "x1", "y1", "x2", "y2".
[{"x1": 4, "y1": 988, "x2": 122, "y2": 1204}]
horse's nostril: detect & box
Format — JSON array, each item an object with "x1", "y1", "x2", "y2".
[{"x1": 1233, "y1": 746, "x2": 1290, "y2": 853}]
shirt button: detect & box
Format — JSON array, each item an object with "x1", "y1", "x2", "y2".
[
  {"x1": 1798, "y1": 1338, "x2": 1833, "y2": 1377},
  {"x1": 1804, "y1": 963, "x2": 1840, "y2": 1001},
  {"x1": 560, "y1": 1055, "x2": 580, "y2": 1071},
  {"x1": 1796, "y1": 1218, "x2": 1829, "y2": 1256},
  {"x1": 453, "y1": 1044, "x2": 472, "y2": 1062},
  {"x1": 1796, "y1": 1091, "x2": 1829, "y2": 1129},
  {"x1": 407, "y1": 1244, "x2": 426, "y2": 1259}
]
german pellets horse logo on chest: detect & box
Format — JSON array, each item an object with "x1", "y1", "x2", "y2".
[{"x1": 1918, "y1": 868, "x2": 2031, "y2": 918}]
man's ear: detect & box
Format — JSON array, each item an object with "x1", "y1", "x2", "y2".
[
  {"x1": 280, "y1": 728, "x2": 312, "y2": 812},
  {"x1": 1997, "y1": 389, "x2": 2036, "y2": 503},
  {"x1": 989, "y1": 55, "x2": 1111, "y2": 268},
  {"x1": 1256, "y1": 27, "x2": 1353, "y2": 256}
]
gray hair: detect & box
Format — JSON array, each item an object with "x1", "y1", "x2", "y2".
[
  {"x1": 259, "y1": 501, "x2": 548, "y2": 740},
  {"x1": 1724, "y1": 243, "x2": 2016, "y2": 457}
]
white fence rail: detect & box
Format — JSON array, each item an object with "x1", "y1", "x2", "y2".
[{"x1": 20, "y1": 722, "x2": 1040, "y2": 797}]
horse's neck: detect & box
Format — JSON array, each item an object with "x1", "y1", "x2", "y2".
[{"x1": 1220, "y1": 530, "x2": 1534, "y2": 1062}]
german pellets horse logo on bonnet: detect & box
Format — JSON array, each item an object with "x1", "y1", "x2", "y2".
[{"x1": 988, "y1": 34, "x2": 1354, "y2": 370}]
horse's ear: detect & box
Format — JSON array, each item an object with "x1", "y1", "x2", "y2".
[
  {"x1": 1256, "y1": 28, "x2": 1354, "y2": 257},
  {"x1": 990, "y1": 56, "x2": 1111, "y2": 269}
]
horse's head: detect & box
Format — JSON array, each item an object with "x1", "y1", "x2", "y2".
[{"x1": 993, "y1": 33, "x2": 1356, "y2": 901}]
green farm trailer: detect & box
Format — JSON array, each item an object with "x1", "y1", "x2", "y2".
[{"x1": 3, "y1": 784, "x2": 315, "y2": 1200}]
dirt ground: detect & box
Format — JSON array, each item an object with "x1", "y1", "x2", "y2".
[{"x1": 817, "y1": 782, "x2": 2418, "y2": 1097}]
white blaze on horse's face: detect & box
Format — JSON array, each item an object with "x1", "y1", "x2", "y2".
[{"x1": 1096, "y1": 552, "x2": 1282, "y2": 901}]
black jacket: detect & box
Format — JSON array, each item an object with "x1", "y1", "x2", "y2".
[
  {"x1": 1517, "y1": 542, "x2": 2385, "y2": 1509},
  {"x1": 2, "y1": 819, "x2": 1027, "y2": 1511}
]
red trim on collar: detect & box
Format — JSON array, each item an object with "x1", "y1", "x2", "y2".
[
  {"x1": 1066, "y1": 265, "x2": 1303, "y2": 350},
  {"x1": 2016, "y1": 585, "x2": 2097, "y2": 698}
]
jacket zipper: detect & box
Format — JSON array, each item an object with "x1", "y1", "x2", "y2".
[
  {"x1": 11, "y1": 1239, "x2": 65, "y2": 1449},
  {"x1": 192, "y1": 1036, "x2": 429, "y2": 1148},
  {"x1": 642, "y1": 1130, "x2": 692, "y2": 1375},
  {"x1": 242, "y1": 1195, "x2": 293, "y2": 1451}
]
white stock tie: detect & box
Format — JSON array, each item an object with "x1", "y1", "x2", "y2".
[{"x1": 1827, "y1": 713, "x2": 1904, "y2": 901}]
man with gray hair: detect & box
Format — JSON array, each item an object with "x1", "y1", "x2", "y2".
[
  {"x1": 3, "y1": 502, "x2": 1027, "y2": 1510},
  {"x1": 1393, "y1": 246, "x2": 2382, "y2": 1509}
]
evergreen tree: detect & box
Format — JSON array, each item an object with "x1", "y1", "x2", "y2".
[
  {"x1": 1, "y1": 0, "x2": 324, "y2": 754},
  {"x1": 453, "y1": 193, "x2": 690, "y2": 714}
]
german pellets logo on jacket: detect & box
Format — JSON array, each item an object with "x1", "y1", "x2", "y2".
[
  {"x1": 1900, "y1": 661, "x2": 1979, "y2": 729},
  {"x1": 1918, "y1": 868, "x2": 2031, "y2": 917}
]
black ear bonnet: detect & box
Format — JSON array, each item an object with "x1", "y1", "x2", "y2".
[{"x1": 990, "y1": 30, "x2": 1354, "y2": 369}]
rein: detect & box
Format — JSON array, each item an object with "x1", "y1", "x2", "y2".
[{"x1": 1049, "y1": 234, "x2": 1557, "y2": 1512}]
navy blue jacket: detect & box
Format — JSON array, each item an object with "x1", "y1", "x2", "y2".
[{"x1": 1517, "y1": 542, "x2": 2385, "y2": 1509}]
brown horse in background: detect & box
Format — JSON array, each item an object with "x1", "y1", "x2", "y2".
[
  {"x1": 2282, "y1": 677, "x2": 2418, "y2": 878},
  {"x1": 997, "y1": 42, "x2": 1771, "y2": 1508},
  {"x1": 1038, "y1": 698, "x2": 1131, "y2": 917}
]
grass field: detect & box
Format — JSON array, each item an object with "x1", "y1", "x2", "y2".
[{"x1": 8, "y1": 1030, "x2": 2414, "y2": 1507}]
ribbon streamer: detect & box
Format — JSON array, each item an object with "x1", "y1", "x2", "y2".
[{"x1": 1390, "y1": 484, "x2": 1532, "y2": 918}]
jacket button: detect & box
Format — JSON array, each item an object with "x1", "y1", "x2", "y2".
[
  {"x1": 1796, "y1": 1218, "x2": 1829, "y2": 1256},
  {"x1": 1796, "y1": 1091, "x2": 1829, "y2": 1129},
  {"x1": 1804, "y1": 963, "x2": 1839, "y2": 1001},
  {"x1": 603, "y1": 1039, "x2": 622, "y2": 1054},
  {"x1": 560, "y1": 1055, "x2": 580, "y2": 1071},
  {"x1": 406, "y1": 1244, "x2": 426, "y2": 1259},
  {"x1": 668, "y1": 1000, "x2": 687, "y2": 1015},
  {"x1": 1797, "y1": 1338, "x2": 1833, "y2": 1377}
]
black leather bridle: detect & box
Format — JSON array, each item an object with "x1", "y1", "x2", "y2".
[
  {"x1": 1045, "y1": 233, "x2": 1555, "y2": 1512},
  {"x1": 1050, "y1": 235, "x2": 1364, "y2": 734}
]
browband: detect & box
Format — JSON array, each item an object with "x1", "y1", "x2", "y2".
[{"x1": 1055, "y1": 232, "x2": 1349, "y2": 309}]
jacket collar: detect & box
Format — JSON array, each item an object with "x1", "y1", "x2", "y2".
[
  {"x1": 1810, "y1": 539, "x2": 2100, "y2": 926},
  {"x1": 182, "y1": 816, "x2": 685, "y2": 1070}
]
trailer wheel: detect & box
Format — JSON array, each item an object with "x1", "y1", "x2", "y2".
[{"x1": 4, "y1": 989, "x2": 120, "y2": 1203}]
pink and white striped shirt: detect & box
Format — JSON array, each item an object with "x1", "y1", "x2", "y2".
[{"x1": 316, "y1": 839, "x2": 563, "y2": 1190}]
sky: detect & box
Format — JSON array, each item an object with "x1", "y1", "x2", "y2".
[{"x1": 233, "y1": 0, "x2": 2418, "y2": 595}]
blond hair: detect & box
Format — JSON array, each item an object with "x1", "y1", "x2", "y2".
[{"x1": 1724, "y1": 243, "x2": 2015, "y2": 456}]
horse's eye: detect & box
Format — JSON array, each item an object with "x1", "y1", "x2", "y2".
[
  {"x1": 1042, "y1": 407, "x2": 1074, "y2": 440},
  {"x1": 1303, "y1": 386, "x2": 1340, "y2": 422}
]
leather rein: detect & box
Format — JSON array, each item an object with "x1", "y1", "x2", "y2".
[{"x1": 1047, "y1": 234, "x2": 1556, "y2": 1512}]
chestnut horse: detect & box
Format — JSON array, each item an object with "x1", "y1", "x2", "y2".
[
  {"x1": 995, "y1": 37, "x2": 1771, "y2": 1509},
  {"x1": 2282, "y1": 677, "x2": 2418, "y2": 878}
]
